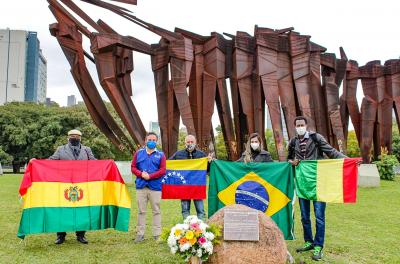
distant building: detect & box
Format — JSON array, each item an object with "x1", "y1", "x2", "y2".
[
  {"x1": 45, "y1": 97, "x2": 57, "y2": 107},
  {"x1": 149, "y1": 121, "x2": 161, "y2": 136},
  {"x1": 67, "y1": 95, "x2": 77, "y2": 107},
  {"x1": 0, "y1": 29, "x2": 47, "y2": 105}
]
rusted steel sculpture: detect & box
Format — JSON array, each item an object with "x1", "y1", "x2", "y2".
[
  {"x1": 320, "y1": 53, "x2": 347, "y2": 152},
  {"x1": 48, "y1": 0, "x2": 135, "y2": 152},
  {"x1": 175, "y1": 29, "x2": 238, "y2": 160},
  {"x1": 48, "y1": 0, "x2": 399, "y2": 162},
  {"x1": 255, "y1": 26, "x2": 293, "y2": 161},
  {"x1": 340, "y1": 49, "x2": 361, "y2": 144},
  {"x1": 385, "y1": 60, "x2": 400, "y2": 133},
  {"x1": 359, "y1": 61, "x2": 383, "y2": 162}
]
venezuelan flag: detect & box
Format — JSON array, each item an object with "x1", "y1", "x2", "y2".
[
  {"x1": 208, "y1": 160, "x2": 295, "y2": 240},
  {"x1": 295, "y1": 158, "x2": 360, "y2": 203},
  {"x1": 17, "y1": 160, "x2": 131, "y2": 239},
  {"x1": 162, "y1": 157, "x2": 208, "y2": 200}
]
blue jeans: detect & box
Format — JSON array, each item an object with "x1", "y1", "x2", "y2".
[
  {"x1": 299, "y1": 198, "x2": 326, "y2": 248},
  {"x1": 181, "y1": 200, "x2": 205, "y2": 220}
]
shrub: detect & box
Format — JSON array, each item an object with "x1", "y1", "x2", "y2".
[{"x1": 373, "y1": 147, "x2": 399, "y2": 181}]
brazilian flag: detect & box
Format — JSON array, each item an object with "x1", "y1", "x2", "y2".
[{"x1": 208, "y1": 160, "x2": 295, "y2": 240}]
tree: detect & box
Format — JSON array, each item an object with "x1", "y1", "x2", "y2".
[
  {"x1": 215, "y1": 125, "x2": 228, "y2": 160},
  {"x1": 265, "y1": 129, "x2": 279, "y2": 160},
  {"x1": 0, "y1": 102, "x2": 132, "y2": 172},
  {"x1": 346, "y1": 130, "x2": 361, "y2": 157}
]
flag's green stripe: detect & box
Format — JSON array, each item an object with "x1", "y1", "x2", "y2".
[
  {"x1": 17, "y1": 205, "x2": 130, "y2": 239},
  {"x1": 295, "y1": 160, "x2": 318, "y2": 200}
]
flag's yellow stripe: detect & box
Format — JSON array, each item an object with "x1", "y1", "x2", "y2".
[
  {"x1": 22, "y1": 181, "x2": 131, "y2": 209},
  {"x1": 316, "y1": 159, "x2": 344, "y2": 203},
  {"x1": 166, "y1": 157, "x2": 208, "y2": 171}
]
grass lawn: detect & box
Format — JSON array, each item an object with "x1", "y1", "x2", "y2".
[{"x1": 0, "y1": 174, "x2": 399, "y2": 263}]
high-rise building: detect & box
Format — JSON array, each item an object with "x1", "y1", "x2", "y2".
[
  {"x1": 0, "y1": 29, "x2": 47, "y2": 105},
  {"x1": 67, "y1": 95, "x2": 77, "y2": 107},
  {"x1": 149, "y1": 121, "x2": 161, "y2": 143}
]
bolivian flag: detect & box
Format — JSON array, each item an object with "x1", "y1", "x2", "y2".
[
  {"x1": 295, "y1": 158, "x2": 360, "y2": 203},
  {"x1": 162, "y1": 158, "x2": 208, "y2": 200},
  {"x1": 17, "y1": 160, "x2": 131, "y2": 239},
  {"x1": 209, "y1": 160, "x2": 294, "y2": 240}
]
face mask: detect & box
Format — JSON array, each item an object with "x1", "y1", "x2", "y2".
[
  {"x1": 69, "y1": 138, "x2": 80, "y2": 146},
  {"x1": 296, "y1": 127, "x2": 307, "y2": 136},
  {"x1": 146, "y1": 141, "x2": 157, "y2": 149},
  {"x1": 186, "y1": 143, "x2": 196, "y2": 152},
  {"x1": 250, "y1": 143, "x2": 259, "y2": 151}
]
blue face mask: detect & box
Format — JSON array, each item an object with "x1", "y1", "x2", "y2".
[{"x1": 146, "y1": 141, "x2": 157, "y2": 149}]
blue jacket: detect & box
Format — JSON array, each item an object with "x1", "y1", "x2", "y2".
[{"x1": 131, "y1": 148, "x2": 166, "y2": 191}]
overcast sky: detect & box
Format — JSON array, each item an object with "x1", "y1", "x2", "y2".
[{"x1": 1, "y1": 0, "x2": 399, "y2": 130}]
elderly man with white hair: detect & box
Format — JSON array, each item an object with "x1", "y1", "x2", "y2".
[
  {"x1": 169, "y1": 134, "x2": 211, "y2": 220},
  {"x1": 48, "y1": 129, "x2": 96, "y2": 244}
]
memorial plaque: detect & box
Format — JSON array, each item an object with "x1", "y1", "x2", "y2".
[{"x1": 223, "y1": 209, "x2": 259, "y2": 241}]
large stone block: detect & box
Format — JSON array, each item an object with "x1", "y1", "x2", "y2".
[
  {"x1": 206, "y1": 204, "x2": 287, "y2": 264},
  {"x1": 115, "y1": 161, "x2": 133, "y2": 184},
  {"x1": 358, "y1": 164, "x2": 380, "y2": 187}
]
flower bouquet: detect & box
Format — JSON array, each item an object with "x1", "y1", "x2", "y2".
[{"x1": 163, "y1": 215, "x2": 221, "y2": 263}]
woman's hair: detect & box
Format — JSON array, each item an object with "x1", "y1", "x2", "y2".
[{"x1": 243, "y1": 132, "x2": 264, "y2": 163}]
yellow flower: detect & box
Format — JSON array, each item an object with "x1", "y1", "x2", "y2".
[
  {"x1": 185, "y1": 230, "x2": 194, "y2": 240},
  {"x1": 189, "y1": 238, "x2": 197, "y2": 245},
  {"x1": 194, "y1": 230, "x2": 202, "y2": 238},
  {"x1": 174, "y1": 229, "x2": 182, "y2": 237}
]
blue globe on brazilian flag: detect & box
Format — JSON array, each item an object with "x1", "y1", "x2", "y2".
[{"x1": 208, "y1": 160, "x2": 295, "y2": 240}]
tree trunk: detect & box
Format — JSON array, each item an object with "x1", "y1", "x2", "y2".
[{"x1": 12, "y1": 162, "x2": 20, "y2": 173}]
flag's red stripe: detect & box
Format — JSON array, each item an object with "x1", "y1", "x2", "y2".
[
  {"x1": 161, "y1": 185, "x2": 206, "y2": 200},
  {"x1": 19, "y1": 160, "x2": 125, "y2": 196},
  {"x1": 342, "y1": 158, "x2": 359, "y2": 203}
]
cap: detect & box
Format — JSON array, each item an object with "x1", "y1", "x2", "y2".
[{"x1": 68, "y1": 129, "x2": 82, "y2": 136}]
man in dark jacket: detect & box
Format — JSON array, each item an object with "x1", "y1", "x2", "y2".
[
  {"x1": 288, "y1": 116, "x2": 346, "y2": 261},
  {"x1": 169, "y1": 135, "x2": 207, "y2": 220},
  {"x1": 49, "y1": 129, "x2": 96, "y2": 245}
]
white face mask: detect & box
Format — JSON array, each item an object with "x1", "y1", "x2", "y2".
[
  {"x1": 296, "y1": 127, "x2": 307, "y2": 136},
  {"x1": 250, "y1": 143, "x2": 260, "y2": 150}
]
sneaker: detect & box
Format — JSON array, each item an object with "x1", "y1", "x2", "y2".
[
  {"x1": 134, "y1": 235, "x2": 144, "y2": 243},
  {"x1": 311, "y1": 246, "x2": 323, "y2": 261},
  {"x1": 296, "y1": 241, "x2": 314, "y2": 252}
]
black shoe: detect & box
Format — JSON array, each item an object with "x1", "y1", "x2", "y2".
[
  {"x1": 77, "y1": 236, "x2": 88, "y2": 244},
  {"x1": 296, "y1": 241, "x2": 314, "y2": 252},
  {"x1": 55, "y1": 236, "x2": 65, "y2": 245}
]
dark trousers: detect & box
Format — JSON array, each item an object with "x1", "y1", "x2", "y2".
[
  {"x1": 299, "y1": 198, "x2": 326, "y2": 248},
  {"x1": 57, "y1": 231, "x2": 86, "y2": 238}
]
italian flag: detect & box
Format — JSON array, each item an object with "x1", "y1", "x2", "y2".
[
  {"x1": 17, "y1": 160, "x2": 131, "y2": 239},
  {"x1": 295, "y1": 158, "x2": 360, "y2": 203}
]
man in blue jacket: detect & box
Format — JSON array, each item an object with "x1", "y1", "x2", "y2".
[
  {"x1": 169, "y1": 135, "x2": 207, "y2": 220},
  {"x1": 131, "y1": 132, "x2": 166, "y2": 243}
]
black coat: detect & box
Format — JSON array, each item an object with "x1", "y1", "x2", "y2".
[{"x1": 237, "y1": 150, "x2": 273, "y2": 162}]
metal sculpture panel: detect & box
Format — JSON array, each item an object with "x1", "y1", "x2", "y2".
[{"x1": 48, "y1": 0, "x2": 399, "y2": 162}]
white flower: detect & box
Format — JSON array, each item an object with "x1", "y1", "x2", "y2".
[
  {"x1": 204, "y1": 232, "x2": 215, "y2": 241},
  {"x1": 179, "y1": 242, "x2": 191, "y2": 252},
  {"x1": 170, "y1": 246, "x2": 178, "y2": 254},
  {"x1": 202, "y1": 242, "x2": 213, "y2": 254},
  {"x1": 196, "y1": 248, "x2": 203, "y2": 257},
  {"x1": 184, "y1": 215, "x2": 200, "y2": 225},
  {"x1": 167, "y1": 235, "x2": 177, "y2": 247},
  {"x1": 199, "y1": 222, "x2": 209, "y2": 232}
]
